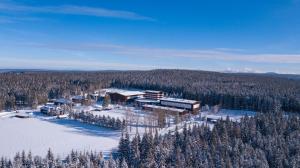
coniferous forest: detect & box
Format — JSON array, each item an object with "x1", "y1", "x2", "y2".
[
  {"x1": 1, "y1": 112, "x2": 299, "y2": 168},
  {"x1": 0, "y1": 69, "x2": 299, "y2": 113},
  {"x1": 0, "y1": 70, "x2": 300, "y2": 167}
]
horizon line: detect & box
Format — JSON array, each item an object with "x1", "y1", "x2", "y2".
[{"x1": 0, "y1": 68, "x2": 299, "y2": 75}]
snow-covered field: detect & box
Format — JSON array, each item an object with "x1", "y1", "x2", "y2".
[
  {"x1": 0, "y1": 112, "x2": 121, "y2": 159},
  {"x1": 0, "y1": 106, "x2": 153, "y2": 159},
  {"x1": 0, "y1": 105, "x2": 258, "y2": 159}
]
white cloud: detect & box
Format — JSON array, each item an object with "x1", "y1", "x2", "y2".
[
  {"x1": 24, "y1": 42, "x2": 300, "y2": 64},
  {"x1": 224, "y1": 67, "x2": 263, "y2": 73},
  {"x1": 0, "y1": 15, "x2": 41, "y2": 24},
  {"x1": 0, "y1": 56, "x2": 158, "y2": 70},
  {"x1": 0, "y1": 2, "x2": 154, "y2": 21}
]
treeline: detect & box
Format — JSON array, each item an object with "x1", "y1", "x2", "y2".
[
  {"x1": 1, "y1": 112, "x2": 299, "y2": 168},
  {"x1": 0, "y1": 70, "x2": 299, "y2": 113},
  {"x1": 0, "y1": 150, "x2": 123, "y2": 168},
  {"x1": 0, "y1": 71, "x2": 113, "y2": 110},
  {"x1": 69, "y1": 112, "x2": 126, "y2": 130}
]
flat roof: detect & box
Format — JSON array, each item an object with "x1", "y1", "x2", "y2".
[
  {"x1": 143, "y1": 104, "x2": 186, "y2": 113},
  {"x1": 160, "y1": 97, "x2": 199, "y2": 104},
  {"x1": 104, "y1": 88, "x2": 145, "y2": 97},
  {"x1": 145, "y1": 90, "x2": 163, "y2": 93},
  {"x1": 135, "y1": 99, "x2": 160, "y2": 103}
]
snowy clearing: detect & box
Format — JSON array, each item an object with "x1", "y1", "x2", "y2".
[{"x1": 0, "y1": 112, "x2": 121, "y2": 159}]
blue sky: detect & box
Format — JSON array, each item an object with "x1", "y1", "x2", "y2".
[{"x1": 0, "y1": 0, "x2": 300, "y2": 74}]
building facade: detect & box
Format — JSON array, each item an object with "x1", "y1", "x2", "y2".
[
  {"x1": 143, "y1": 104, "x2": 187, "y2": 115},
  {"x1": 160, "y1": 98, "x2": 200, "y2": 114},
  {"x1": 144, "y1": 90, "x2": 164, "y2": 100}
]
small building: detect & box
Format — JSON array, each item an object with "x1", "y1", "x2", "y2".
[
  {"x1": 160, "y1": 97, "x2": 200, "y2": 114},
  {"x1": 142, "y1": 104, "x2": 187, "y2": 115},
  {"x1": 72, "y1": 96, "x2": 89, "y2": 105},
  {"x1": 40, "y1": 104, "x2": 66, "y2": 116},
  {"x1": 89, "y1": 91, "x2": 100, "y2": 101},
  {"x1": 144, "y1": 90, "x2": 164, "y2": 100},
  {"x1": 54, "y1": 98, "x2": 72, "y2": 106},
  {"x1": 40, "y1": 105, "x2": 56, "y2": 114}
]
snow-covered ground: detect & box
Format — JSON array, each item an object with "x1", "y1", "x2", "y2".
[
  {"x1": 0, "y1": 111, "x2": 16, "y2": 118},
  {"x1": 0, "y1": 105, "x2": 153, "y2": 159},
  {"x1": 0, "y1": 105, "x2": 258, "y2": 159},
  {"x1": 200, "y1": 109, "x2": 257, "y2": 122},
  {"x1": 0, "y1": 111, "x2": 121, "y2": 159},
  {"x1": 90, "y1": 106, "x2": 148, "y2": 121},
  {"x1": 90, "y1": 106, "x2": 155, "y2": 137},
  {"x1": 91, "y1": 109, "x2": 126, "y2": 120}
]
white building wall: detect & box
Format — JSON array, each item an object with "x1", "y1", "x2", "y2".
[{"x1": 193, "y1": 104, "x2": 200, "y2": 109}]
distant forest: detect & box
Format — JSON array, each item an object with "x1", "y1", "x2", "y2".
[{"x1": 0, "y1": 69, "x2": 299, "y2": 113}]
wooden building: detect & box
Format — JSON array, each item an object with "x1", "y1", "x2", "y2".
[{"x1": 106, "y1": 89, "x2": 145, "y2": 104}]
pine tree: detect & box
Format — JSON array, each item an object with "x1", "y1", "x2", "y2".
[
  {"x1": 26, "y1": 151, "x2": 33, "y2": 168},
  {"x1": 13, "y1": 152, "x2": 22, "y2": 168},
  {"x1": 46, "y1": 148, "x2": 55, "y2": 168},
  {"x1": 118, "y1": 132, "x2": 130, "y2": 167},
  {"x1": 120, "y1": 159, "x2": 128, "y2": 168},
  {"x1": 129, "y1": 135, "x2": 141, "y2": 168},
  {"x1": 140, "y1": 133, "x2": 155, "y2": 167},
  {"x1": 107, "y1": 154, "x2": 117, "y2": 168}
]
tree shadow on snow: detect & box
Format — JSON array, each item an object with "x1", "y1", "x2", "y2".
[{"x1": 38, "y1": 117, "x2": 121, "y2": 139}]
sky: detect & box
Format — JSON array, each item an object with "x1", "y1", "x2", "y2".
[{"x1": 0, "y1": 0, "x2": 300, "y2": 74}]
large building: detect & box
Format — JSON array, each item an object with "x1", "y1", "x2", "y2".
[
  {"x1": 144, "y1": 90, "x2": 164, "y2": 100},
  {"x1": 105, "y1": 89, "x2": 145, "y2": 104},
  {"x1": 143, "y1": 104, "x2": 187, "y2": 115},
  {"x1": 160, "y1": 97, "x2": 200, "y2": 114}
]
